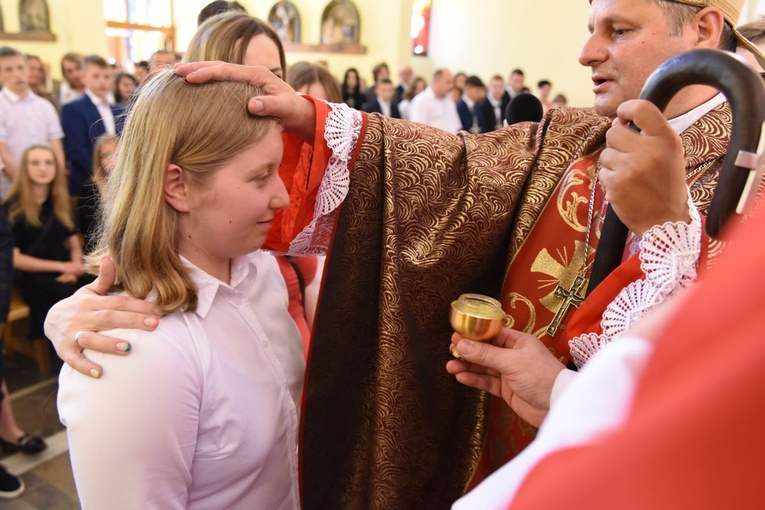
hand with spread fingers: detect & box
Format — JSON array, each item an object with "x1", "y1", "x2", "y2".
[
  {"x1": 599, "y1": 99, "x2": 690, "y2": 236},
  {"x1": 175, "y1": 62, "x2": 317, "y2": 143},
  {"x1": 43, "y1": 257, "x2": 161, "y2": 378},
  {"x1": 446, "y1": 329, "x2": 566, "y2": 428}
]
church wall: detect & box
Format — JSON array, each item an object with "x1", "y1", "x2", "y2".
[
  {"x1": 422, "y1": 0, "x2": 593, "y2": 107},
  {"x1": 0, "y1": 0, "x2": 108, "y2": 80}
]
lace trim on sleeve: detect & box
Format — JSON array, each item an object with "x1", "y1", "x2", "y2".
[
  {"x1": 569, "y1": 190, "x2": 701, "y2": 368},
  {"x1": 288, "y1": 101, "x2": 362, "y2": 255}
]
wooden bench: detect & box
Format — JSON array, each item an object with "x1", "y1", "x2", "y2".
[{"x1": 2, "y1": 290, "x2": 52, "y2": 376}]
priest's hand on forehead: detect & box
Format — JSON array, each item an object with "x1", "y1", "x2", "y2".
[
  {"x1": 599, "y1": 99, "x2": 690, "y2": 236},
  {"x1": 176, "y1": 61, "x2": 316, "y2": 143}
]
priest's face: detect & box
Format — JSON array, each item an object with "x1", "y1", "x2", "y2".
[{"x1": 579, "y1": 0, "x2": 697, "y2": 118}]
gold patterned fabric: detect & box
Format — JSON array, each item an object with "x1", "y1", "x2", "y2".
[{"x1": 300, "y1": 103, "x2": 730, "y2": 510}]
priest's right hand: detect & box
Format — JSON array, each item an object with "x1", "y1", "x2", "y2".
[
  {"x1": 43, "y1": 256, "x2": 160, "y2": 378},
  {"x1": 446, "y1": 329, "x2": 566, "y2": 428}
]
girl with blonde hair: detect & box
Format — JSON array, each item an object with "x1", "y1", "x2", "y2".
[
  {"x1": 77, "y1": 134, "x2": 118, "y2": 254},
  {"x1": 57, "y1": 69, "x2": 313, "y2": 508},
  {"x1": 5, "y1": 145, "x2": 85, "y2": 340}
]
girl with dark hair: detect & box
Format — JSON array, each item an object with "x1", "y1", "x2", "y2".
[{"x1": 341, "y1": 67, "x2": 366, "y2": 109}]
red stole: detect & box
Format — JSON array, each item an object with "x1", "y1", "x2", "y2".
[{"x1": 469, "y1": 151, "x2": 605, "y2": 488}]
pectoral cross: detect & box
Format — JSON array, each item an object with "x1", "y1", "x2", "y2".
[{"x1": 546, "y1": 275, "x2": 587, "y2": 336}]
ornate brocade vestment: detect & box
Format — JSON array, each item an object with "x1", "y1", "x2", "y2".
[{"x1": 299, "y1": 103, "x2": 730, "y2": 510}]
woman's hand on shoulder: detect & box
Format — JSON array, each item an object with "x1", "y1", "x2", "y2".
[{"x1": 44, "y1": 257, "x2": 162, "y2": 378}]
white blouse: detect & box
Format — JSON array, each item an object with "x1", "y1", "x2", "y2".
[{"x1": 58, "y1": 251, "x2": 304, "y2": 509}]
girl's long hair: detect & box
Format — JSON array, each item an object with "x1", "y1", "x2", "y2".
[
  {"x1": 88, "y1": 70, "x2": 276, "y2": 313},
  {"x1": 5, "y1": 145, "x2": 73, "y2": 230}
]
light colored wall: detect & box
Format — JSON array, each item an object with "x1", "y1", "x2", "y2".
[
  {"x1": 422, "y1": 0, "x2": 592, "y2": 106},
  {"x1": 0, "y1": 0, "x2": 107, "y2": 80}
]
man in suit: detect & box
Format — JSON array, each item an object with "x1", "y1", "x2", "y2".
[
  {"x1": 393, "y1": 64, "x2": 414, "y2": 106},
  {"x1": 61, "y1": 55, "x2": 123, "y2": 196},
  {"x1": 479, "y1": 74, "x2": 507, "y2": 132},
  {"x1": 501, "y1": 68, "x2": 525, "y2": 109},
  {"x1": 457, "y1": 75, "x2": 488, "y2": 133},
  {"x1": 363, "y1": 78, "x2": 400, "y2": 119},
  {"x1": 362, "y1": 62, "x2": 390, "y2": 108}
]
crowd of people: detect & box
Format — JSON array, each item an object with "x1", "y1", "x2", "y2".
[
  {"x1": 0, "y1": 0, "x2": 764, "y2": 506},
  {"x1": 340, "y1": 61, "x2": 569, "y2": 133}
]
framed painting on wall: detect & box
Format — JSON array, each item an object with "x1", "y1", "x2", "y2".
[
  {"x1": 0, "y1": 0, "x2": 55, "y2": 41},
  {"x1": 320, "y1": 0, "x2": 360, "y2": 45},
  {"x1": 269, "y1": 1, "x2": 301, "y2": 43},
  {"x1": 19, "y1": 0, "x2": 50, "y2": 32}
]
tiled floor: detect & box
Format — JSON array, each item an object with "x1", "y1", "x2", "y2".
[{"x1": 0, "y1": 355, "x2": 79, "y2": 509}]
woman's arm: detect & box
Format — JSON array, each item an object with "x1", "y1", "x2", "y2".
[
  {"x1": 67, "y1": 233, "x2": 83, "y2": 264},
  {"x1": 12, "y1": 247, "x2": 80, "y2": 274},
  {"x1": 56, "y1": 234, "x2": 84, "y2": 283}
]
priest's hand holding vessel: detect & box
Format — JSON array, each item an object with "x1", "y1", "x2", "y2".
[{"x1": 449, "y1": 294, "x2": 506, "y2": 357}]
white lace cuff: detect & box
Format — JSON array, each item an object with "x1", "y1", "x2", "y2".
[
  {"x1": 288, "y1": 101, "x2": 362, "y2": 255},
  {"x1": 569, "y1": 190, "x2": 702, "y2": 368}
]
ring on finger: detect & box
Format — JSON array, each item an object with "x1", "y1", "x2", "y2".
[{"x1": 73, "y1": 330, "x2": 86, "y2": 347}]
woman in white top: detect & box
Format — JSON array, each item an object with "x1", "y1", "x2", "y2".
[{"x1": 57, "y1": 70, "x2": 304, "y2": 509}]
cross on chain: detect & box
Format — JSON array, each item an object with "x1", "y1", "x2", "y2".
[{"x1": 546, "y1": 274, "x2": 588, "y2": 336}]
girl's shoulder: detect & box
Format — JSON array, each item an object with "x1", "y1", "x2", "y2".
[
  {"x1": 101, "y1": 292, "x2": 208, "y2": 357},
  {"x1": 80, "y1": 313, "x2": 206, "y2": 383}
]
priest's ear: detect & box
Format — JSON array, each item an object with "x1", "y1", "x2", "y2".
[
  {"x1": 163, "y1": 164, "x2": 192, "y2": 213},
  {"x1": 689, "y1": 7, "x2": 727, "y2": 50}
]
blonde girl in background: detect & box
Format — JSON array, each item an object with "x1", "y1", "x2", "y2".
[
  {"x1": 77, "y1": 134, "x2": 118, "y2": 254},
  {"x1": 5, "y1": 145, "x2": 85, "y2": 341}
]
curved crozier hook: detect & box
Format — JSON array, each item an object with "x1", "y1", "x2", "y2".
[
  {"x1": 640, "y1": 49, "x2": 765, "y2": 237},
  {"x1": 588, "y1": 49, "x2": 765, "y2": 296}
]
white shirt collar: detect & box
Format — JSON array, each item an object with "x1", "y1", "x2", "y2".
[
  {"x1": 181, "y1": 252, "x2": 261, "y2": 318},
  {"x1": 462, "y1": 96, "x2": 476, "y2": 109},
  {"x1": 1, "y1": 87, "x2": 28, "y2": 103},
  {"x1": 85, "y1": 88, "x2": 109, "y2": 107},
  {"x1": 668, "y1": 93, "x2": 726, "y2": 134}
]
